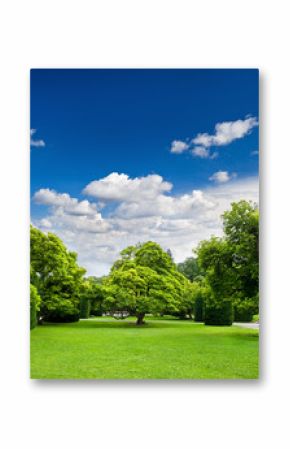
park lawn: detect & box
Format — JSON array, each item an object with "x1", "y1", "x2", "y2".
[{"x1": 30, "y1": 317, "x2": 259, "y2": 379}]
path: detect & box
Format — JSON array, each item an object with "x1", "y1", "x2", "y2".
[{"x1": 233, "y1": 322, "x2": 259, "y2": 329}]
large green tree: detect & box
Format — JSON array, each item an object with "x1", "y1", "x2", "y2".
[
  {"x1": 104, "y1": 241, "x2": 192, "y2": 324},
  {"x1": 30, "y1": 226, "x2": 86, "y2": 322},
  {"x1": 222, "y1": 200, "x2": 259, "y2": 302},
  {"x1": 196, "y1": 200, "x2": 259, "y2": 324}
]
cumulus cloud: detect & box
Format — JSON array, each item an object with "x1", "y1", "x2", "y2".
[
  {"x1": 34, "y1": 173, "x2": 258, "y2": 276},
  {"x1": 209, "y1": 171, "x2": 237, "y2": 183},
  {"x1": 30, "y1": 129, "x2": 45, "y2": 148},
  {"x1": 34, "y1": 188, "x2": 100, "y2": 217},
  {"x1": 170, "y1": 116, "x2": 258, "y2": 159},
  {"x1": 83, "y1": 172, "x2": 172, "y2": 202},
  {"x1": 170, "y1": 140, "x2": 189, "y2": 154},
  {"x1": 33, "y1": 188, "x2": 110, "y2": 236},
  {"x1": 193, "y1": 116, "x2": 258, "y2": 148},
  {"x1": 115, "y1": 188, "x2": 215, "y2": 219}
]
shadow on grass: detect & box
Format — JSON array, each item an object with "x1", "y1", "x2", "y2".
[
  {"x1": 42, "y1": 320, "x2": 190, "y2": 330},
  {"x1": 41, "y1": 319, "x2": 259, "y2": 337}
]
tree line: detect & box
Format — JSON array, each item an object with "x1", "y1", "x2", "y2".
[{"x1": 30, "y1": 200, "x2": 259, "y2": 328}]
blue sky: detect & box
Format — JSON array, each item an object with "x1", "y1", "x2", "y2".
[{"x1": 31, "y1": 69, "x2": 259, "y2": 275}]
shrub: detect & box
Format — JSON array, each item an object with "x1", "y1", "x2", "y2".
[
  {"x1": 234, "y1": 304, "x2": 253, "y2": 322},
  {"x1": 30, "y1": 284, "x2": 41, "y2": 329},
  {"x1": 233, "y1": 297, "x2": 257, "y2": 322},
  {"x1": 41, "y1": 294, "x2": 80, "y2": 323},
  {"x1": 204, "y1": 298, "x2": 233, "y2": 325}
]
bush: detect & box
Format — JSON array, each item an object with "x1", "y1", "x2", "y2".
[
  {"x1": 30, "y1": 284, "x2": 41, "y2": 329},
  {"x1": 80, "y1": 296, "x2": 91, "y2": 319},
  {"x1": 233, "y1": 297, "x2": 257, "y2": 322},
  {"x1": 41, "y1": 294, "x2": 80, "y2": 322},
  {"x1": 204, "y1": 298, "x2": 233, "y2": 325},
  {"x1": 234, "y1": 305, "x2": 253, "y2": 322}
]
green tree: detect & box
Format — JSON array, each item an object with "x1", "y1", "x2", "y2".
[
  {"x1": 30, "y1": 226, "x2": 86, "y2": 322},
  {"x1": 177, "y1": 257, "x2": 204, "y2": 282},
  {"x1": 196, "y1": 200, "x2": 259, "y2": 325},
  {"x1": 104, "y1": 242, "x2": 190, "y2": 324},
  {"x1": 223, "y1": 200, "x2": 259, "y2": 317},
  {"x1": 197, "y1": 237, "x2": 234, "y2": 325},
  {"x1": 80, "y1": 277, "x2": 106, "y2": 317}
]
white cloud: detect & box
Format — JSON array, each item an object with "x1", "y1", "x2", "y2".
[
  {"x1": 30, "y1": 129, "x2": 45, "y2": 148},
  {"x1": 115, "y1": 188, "x2": 215, "y2": 219},
  {"x1": 34, "y1": 173, "x2": 258, "y2": 276},
  {"x1": 209, "y1": 171, "x2": 237, "y2": 183},
  {"x1": 192, "y1": 116, "x2": 258, "y2": 147},
  {"x1": 34, "y1": 188, "x2": 99, "y2": 217},
  {"x1": 33, "y1": 188, "x2": 110, "y2": 234},
  {"x1": 83, "y1": 172, "x2": 172, "y2": 202},
  {"x1": 170, "y1": 140, "x2": 189, "y2": 154},
  {"x1": 39, "y1": 218, "x2": 52, "y2": 228},
  {"x1": 192, "y1": 146, "x2": 210, "y2": 158},
  {"x1": 171, "y1": 116, "x2": 258, "y2": 158}
]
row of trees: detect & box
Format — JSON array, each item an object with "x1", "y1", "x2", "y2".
[{"x1": 30, "y1": 200, "x2": 259, "y2": 328}]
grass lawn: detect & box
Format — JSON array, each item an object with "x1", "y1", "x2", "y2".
[{"x1": 30, "y1": 317, "x2": 259, "y2": 379}]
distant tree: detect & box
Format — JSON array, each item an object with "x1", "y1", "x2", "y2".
[
  {"x1": 80, "y1": 277, "x2": 105, "y2": 317},
  {"x1": 177, "y1": 257, "x2": 203, "y2": 282}
]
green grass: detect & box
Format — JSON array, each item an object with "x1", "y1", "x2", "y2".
[{"x1": 30, "y1": 317, "x2": 259, "y2": 379}]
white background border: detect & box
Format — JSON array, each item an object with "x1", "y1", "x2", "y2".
[{"x1": 0, "y1": 1, "x2": 288, "y2": 447}]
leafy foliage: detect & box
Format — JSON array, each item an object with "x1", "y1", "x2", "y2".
[
  {"x1": 30, "y1": 226, "x2": 86, "y2": 322},
  {"x1": 30, "y1": 284, "x2": 41, "y2": 329},
  {"x1": 177, "y1": 257, "x2": 203, "y2": 282},
  {"x1": 196, "y1": 200, "x2": 259, "y2": 324},
  {"x1": 104, "y1": 241, "x2": 192, "y2": 324},
  {"x1": 204, "y1": 298, "x2": 234, "y2": 326}
]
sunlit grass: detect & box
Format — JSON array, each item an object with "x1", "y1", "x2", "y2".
[{"x1": 30, "y1": 317, "x2": 259, "y2": 379}]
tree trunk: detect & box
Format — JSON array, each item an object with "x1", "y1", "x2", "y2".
[{"x1": 136, "y1": 313, "x2": 145, "y2": 325}]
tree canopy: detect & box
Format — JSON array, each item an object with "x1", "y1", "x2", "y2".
[
  {"x1": 30, "y1": 225, "x2": 86, "y2": 322},
  {"x1": 104, "y1": 241, "x2": 193, "y2": 324},
  {"x1": 196, "y1": 200, "x2": 259, "y2": 324}
]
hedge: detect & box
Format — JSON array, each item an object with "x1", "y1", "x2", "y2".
[
  {"x1": 204, "y1": 299, "x2": 233, "y2": 325},
  {"x1": 234, "y1": 298, "x2": 256, "y2": 322}
]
